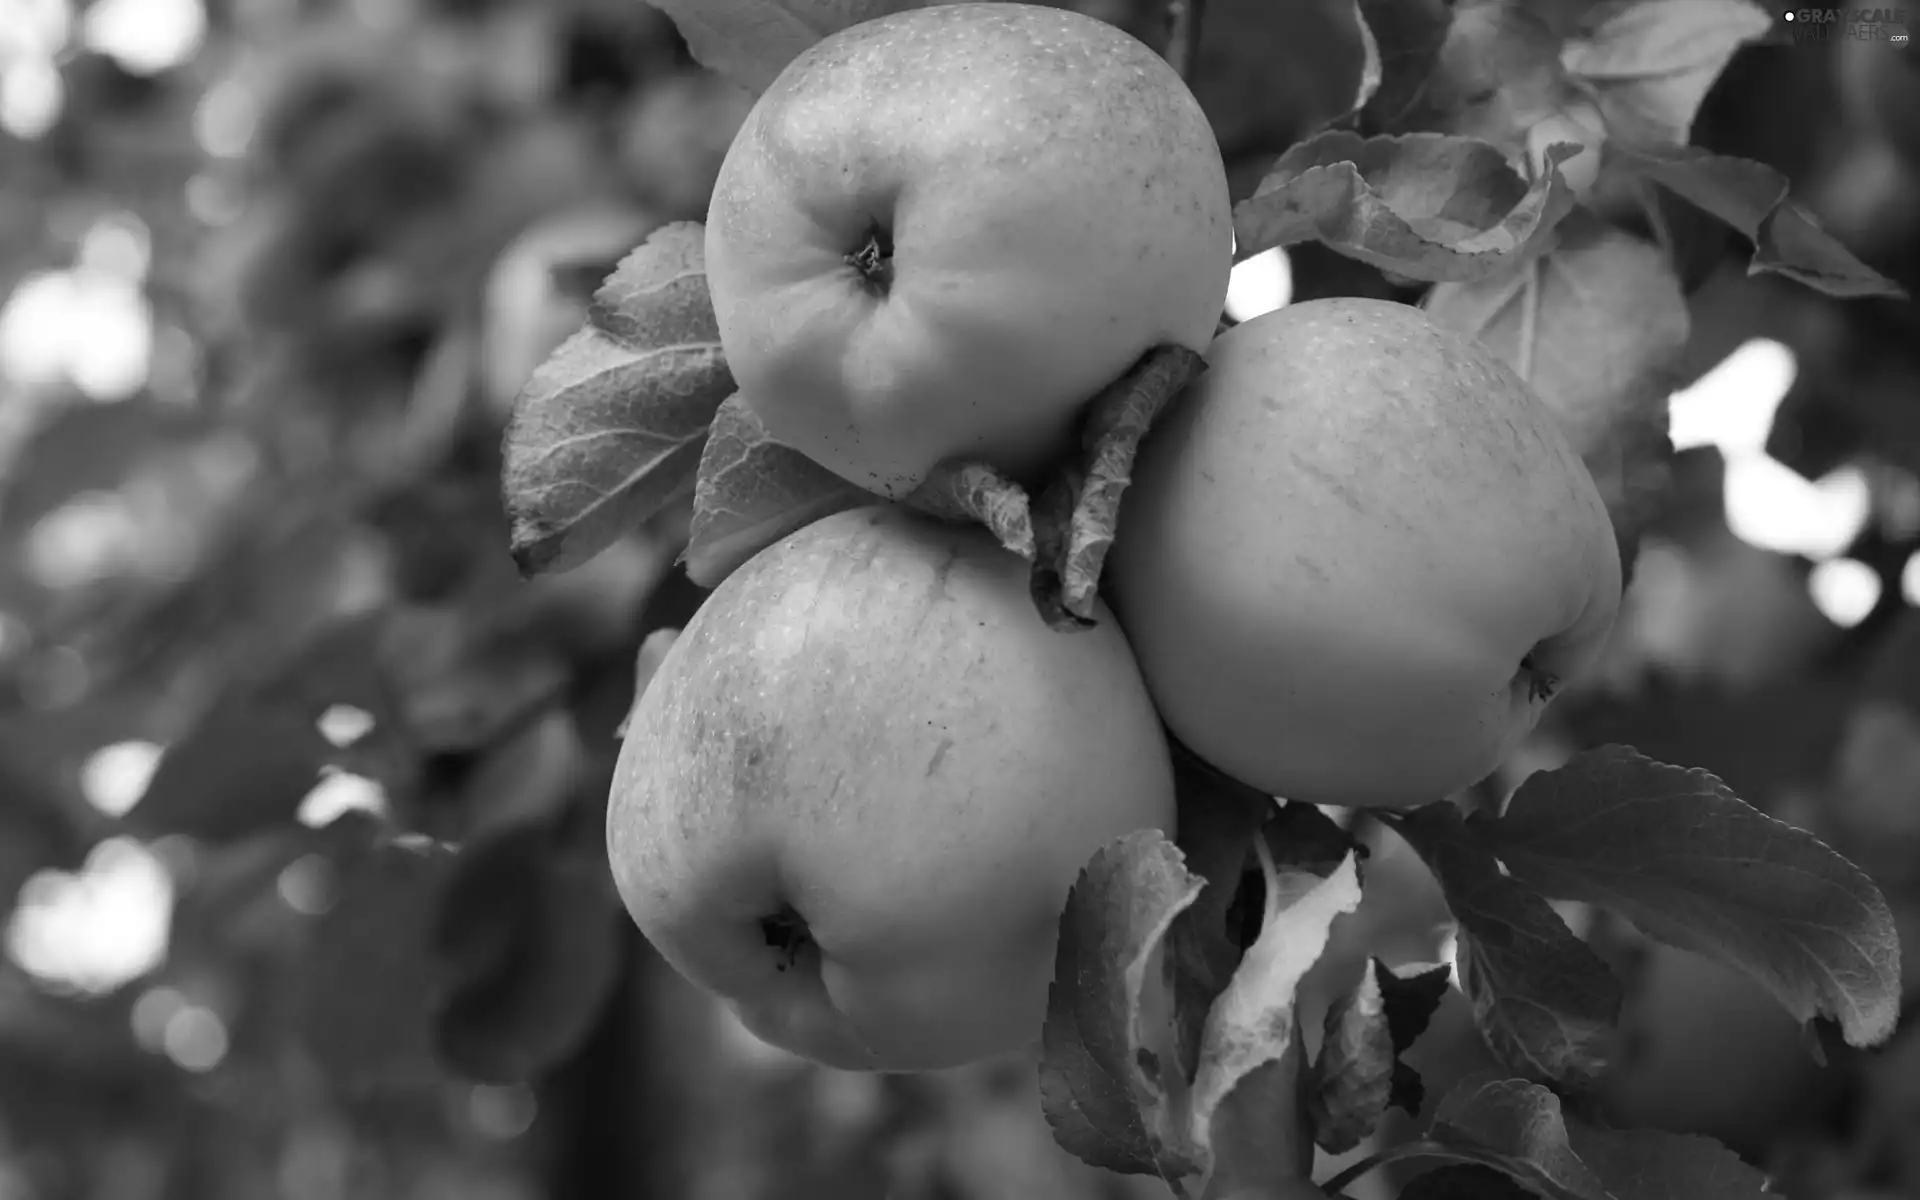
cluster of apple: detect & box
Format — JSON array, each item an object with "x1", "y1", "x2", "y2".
[{"x1": 606, "y1": 2, "x2": 1623, "y2": 1073}]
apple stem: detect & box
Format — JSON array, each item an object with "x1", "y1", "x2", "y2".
[
  {"x1": 847, "y1": 222, "x2": 895, "y2": 294},
  {"x1": 1320, "y1": 1136, "x2": 1443, "y2": 1190}
]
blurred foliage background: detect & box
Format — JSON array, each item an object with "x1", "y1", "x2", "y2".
[{"x1": 1, "y1": 1, "x2": 1920, "y2": 1198}]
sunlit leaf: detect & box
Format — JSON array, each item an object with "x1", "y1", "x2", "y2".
[
  {"x1": 502, "y1": 224, "x2": 732, "y2": 576},
  {"x1": 1476, "y1": 745, "x2": 1903, "y2": 1048}
]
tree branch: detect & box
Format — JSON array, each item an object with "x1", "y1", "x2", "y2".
[{"x1": 1167, "y1": 0, "x2": 1207, "y2": 80}]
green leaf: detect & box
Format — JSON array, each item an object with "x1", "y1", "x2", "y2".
[
  {"x1": 1563, "y1": 1119, "x2": 1772, "y2": 1198},
  {"x1": 300, "y1": 834, "x2": 455, "y2": 1097},
  {"x1": 431, "y1": 825, "x2": 624, "y2": 1084},
  {"x1": 643, "y1": 0, "x2": 925, "y2": 93},
  {"x1": 127, "y1": 688, "x2": 336, "y2": 843},
  {"x1": 683, "y1": 393, "x2": 871, "y2": 590},
  {"x1": 1614, "y1": 144, "x2": 1907, "y2": 299},
  {"x1": 1755, "y1": 200, "x2": 1908, "y2": 299},
  {"x1": 1163, "y1": 742, "x2": 1275, "y2": 1085},
  {"x1": 502, "y1": 223, "x2": 732, "y2": 576},
  {"x1": 1041, "y1": 829, "x2": 1208, "y2": 1180},
  {"x1": 1309, "y1": 960, "x2": 1394, "y2": 1153},
  {"x1": 1310, "y1": 958, "x2": 1451, "y2": 1152},
  {"x1": 1473, "y1": 744, "x2": 1903, "y2": 1048},
  {"x1": 1390, "y1": 805, "x2": 1620, "y2": 1089},
  {"x1": 1185, "y1": 815, "x2": 1364, "y2": 1197},
  {"x1": 0, "y1": 398, "x2": 216, "y2": 537},
  {"x1": 1042, "y1": 802, "x2": 1361, "y2": 1194},
  {"x1": 1563, "y1": 0, "x2": 1775, "y2": 145},
  {"x1": 386, "y1": 610, "x2": 571, "y2": 758},
  {"x1": 458, "y1": 709, "x2": 588, "y2": 841},
  {"x1": 1356, "y1": 0, "x2": 1454, "y2": 131},
  {"x1": 1234, "y1": 131, "x2": 1578, "y2": 282},
  {"x1": 1428, "y1": 1075, "x2": 1610, "y2": 1200},
  {"x1": 1385, "y1": 0, "x2": 1576, "y2": 146}
]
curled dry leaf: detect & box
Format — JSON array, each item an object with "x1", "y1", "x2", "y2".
[
  {"x1": 1037, "y1": 345, "x2": 1208, "y2": 627},
  {"x1": 903, "y1": 461, "x2": 1037, "y2": 561},
  {"x1": 1233, "y1": 131, "x2": 1579, "y2": 282},
  {"x1": 909, "y1": 344, "x2": 1207, "y2": 634},
  {"x1": 501, "y1": 222, "x2": 733, "y2": 577},
  {"x1": 682, "y1": 393, "x2": 870, "y2": 589},
  {"x1": 1029, "y1": 469, "x2": 1092, "y2": 632},
  {"x1": 682, "y1": 335, "x2": 1198, "y2": 631}
]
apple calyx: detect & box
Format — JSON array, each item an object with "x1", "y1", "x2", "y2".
[
  {"x1": 761, "y1": 906, "x2": 811, "y2": 972},
  {"x1": 1520, "y1": 651, "x2": 1560, "y2": 703},
  {"x1": 847, "y1": 222, "x2": 895, "y2": 295}
]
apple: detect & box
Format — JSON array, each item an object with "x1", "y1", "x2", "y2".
[
  {"x1": 1107, "y1": 298, "x2": 1622, "y2": 808},
  {"x1": 606, "y1": 505, "x2": 1176, "y2": 1070},
  {"x1": 704, "y1": 2, "x2": 1233, "y2": 499}
]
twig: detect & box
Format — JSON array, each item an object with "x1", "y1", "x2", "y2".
[
  {"x1": 1319, "y1": 1148, "x2": 1391, "y2": 1196},
  {"x1": 1516, "y1": 259, "x2": 1541, "y2": 383},
  {"x1": 1318, "y1": 1138, "x2": 1448, "y2": 1196},
  {"x1": 1167, "y1": 0, "x2": 1207, "y2": 80}
]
